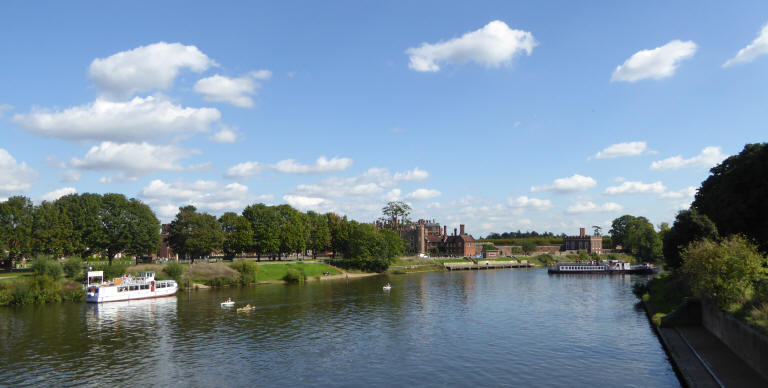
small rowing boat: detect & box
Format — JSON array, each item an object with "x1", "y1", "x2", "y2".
[
  {"x1": 383, "y1": 283, "x2": 392, "y2": 291},
  {"x1": 221, "y1": 300, "x2": 235, "y2": 307},
  {"x1": 237, "y1": 304, "x2": 254, "y2": 313}
]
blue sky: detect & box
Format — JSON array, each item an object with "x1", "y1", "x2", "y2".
[{"x1": 1, "y1": 1, "x2": 767, "y2": 237}]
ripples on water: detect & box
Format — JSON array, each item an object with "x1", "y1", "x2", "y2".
[{"x1": 0, "y1": 269, "x2": 679, "y2": 387}]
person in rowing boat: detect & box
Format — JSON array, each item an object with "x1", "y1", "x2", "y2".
[{"x1": 384, "y1": 283, "x2": 391, "y2": 288}]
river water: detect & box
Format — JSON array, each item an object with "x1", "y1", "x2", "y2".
[{"x1": 0, "y1": 268, "x2": 679, "y2": 387}]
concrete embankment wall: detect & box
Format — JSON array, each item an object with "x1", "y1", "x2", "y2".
[{"x1": 701, "y1": 301, "x2": 768, "y2": 381}]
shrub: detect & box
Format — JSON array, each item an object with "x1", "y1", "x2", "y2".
[
  {"x1": 682, "y1": 236, "x2": 765, "y2": 308},
  {"x1": 30, "y1": 256, "x2": 63, "y2": 280},
  {"x1": 184, "y1": 263, "x2": 239, "y2": 286},
  {"x1": 163, "y1": 261, "x2": 184, "y2": 281},
  {"x1": 230, "y1": 260, "x2": 259, "y2": 285},
  {"x1": 63, "y1": 257, "x2": 83, "y2": 279},
  {"x1": 283, "y1": 268, "x2": 306, "y2": 283}
]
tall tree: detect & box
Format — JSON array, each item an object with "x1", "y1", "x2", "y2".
[
  {"x1": 167, "y1": 206, "x2": 223, "y2": 263},
  {"x1": 31, "y1": 201, "x2": 72, "y2": 257},
  {"x1": 0, "y1": 196, "x2": 34, "y2": 266},
  {"x1": 219, "y1": 212, "x2": 253, "y2": 259},
  {"x1": 99, "y1": 193, "x2": 134, "y2": 265},
  {"x1": 381, "y1": 201, "x2": 412, "y2": 229},
  {"x1": 662, "y1": 208, "x2": 718, "y2": 270},
  {"x1": 623, "y1": 217, "x2": 662, "y2": 263},
  {"x1": 243, "y1": 203, "x2": 280, "y2": 260},
  {"x1": 306, "y1": 211, "x2": 330, "y2": 259},
  {"x1": 326, "y1": 212, "x2": 350, "y2": 259},
  {"x1": 693, "y1": 143, "x2": 768, "y2": 253},
  {"x1": 124, "y1": 198, "x2": 161, "y2": 259},
  {"x1": 609, "y1": 215, "x2": 635, "y2": 248},
  {"x1": 56, "y1": 193, "x2": 104, "y2": 258},
  {"x1": 275, "y1": 204, "x2": 307, "y2": 259}
]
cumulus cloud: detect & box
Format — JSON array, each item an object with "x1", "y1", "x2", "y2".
[
  {"x1": 405, "y1": 188, "x2": 441, "y2": 201},
  {"x1": 604, "y1": 180, "x2": 666, "y2": 195},
  {"x1": 591, "y1": 141, "x2": 648, "y2": 159},
  {"x1": 140, "y1": 179, "x2": 271, "y2": 220},
  {"x1": 59, "y1": 170, "x2": 82, "y2": 183},
  {"x1": 194, "y1": 70, "x2": 271, "y2": 108},
  {"x1": 289, "y1": 167, "x2": 415, "y2": 199},
  {"x1": 566, "y1": 201, "x2": 623, "y2": 214},
  {"x1": 723, "y1": 24, "x2": 768, "y2": 67},
  {"x1": 406, "y1": 20, "x2": 536, "y2": 72},
  {"x1": 13, "y1": 96, "x2": 220, "y2": 143},
  {"x1": 507, "y1": 196, "x2": 553, "y2": 210},
  {"x1": 41, "y1": 187, "x2": 76, "y2": 202},
  {"x1": 611, "y1": 40, "x2": 697, "y2": 82},
  {"x1": 224, "y1": 156, "x2": 353, "y2": 179},
  {"x1": 531, "y1": 174, "x2": 597, "y2": 193},
  {"x1": 660, "y1": 186, "x2": 697, "y2": 200},
  {"x1": 89, "y1": 42, "x2": 216, "y2": 98},
  {"x1": 382, "y1": 189, "x2": 402, "y2": 201},
  {"x1": 0, "y1": 149, "x2": 38, "y2": 194},
  {"x1": 71, "y1": 142, "x2": 197, "y2": 181},
  {"x1": 0, "y1": 104, "x2": 12, "y2": 118},
  {"x1": 283, "y1": 194, "x2": 326, "y2": 209},
  {"x1": 650, "y1": 146, "x2": 726, "y2": 170},
  {"x1": 209, "y1": 126, "x2": 239, "y2": 143},
  {"x1": 393, "y1": 168, "x2": 429, "y2": 181}
]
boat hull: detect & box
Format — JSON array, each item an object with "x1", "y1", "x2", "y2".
[{"x1": 85, "y1": 286, "x2": 178, "y2": 303}]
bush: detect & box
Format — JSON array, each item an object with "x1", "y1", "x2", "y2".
[
  {"x1": 682, "y1": 236, "x2": 765, "y2": 308},
  {"x1": 283, "y1": 268, "x2": 306, "y2": 283},
  {"x1": 63, "y1": 257, "x2": 83, "y2": 279},
  {"x1": 30, "y1": 256, "x2": 63, "y2": 280},
  {"x1": 163, "y1": 261, "x2": 184, "y2": 281},
  {"x1": 230, "y1": 260, "x2": 258, "y2": 285}
]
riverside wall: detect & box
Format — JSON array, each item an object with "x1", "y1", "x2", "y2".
[{"x1": 701, "y1": 300, "x2": 768, "y2": 381}]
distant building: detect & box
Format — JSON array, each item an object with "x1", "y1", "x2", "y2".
[
  {"x1": 394, "y1": 219, "x2": 476, "y2": 257},
  {"x1": 564, "y1": 227, "x2": 603, "y2": 254}
]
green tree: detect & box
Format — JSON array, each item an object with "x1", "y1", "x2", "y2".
[
  {"x1": 693, "y1": 143, "x2": 768, "y2": 253},
  {"x1": 124, "y1": 199, "x2": 161, "y2": 259},
  {"x1": 381, "y1": 201, "x2": 412, "y2": 230},
  {"x1": 98, "y1": 194, "x2": 160, "y2": 265},
  {"x1": 306, "y1": 211, "x2": 331, "y2": 259},
  {"x1": 481, "y1": 243, "x2": 497, "y2": 251},
  {"x1": 609, "y1": 214, "x2": 635, "y2": 248},
  {"x1": 326, "y1": 212, "x2": 349, "y2": 259},
  {"x1": 219, "y1": 212, "x2": 253, "y2": 259},
  {"x1": 275, "y1": 204, "x2": 307, "y2": 259},
  {"x1": 55, "y1": 193, "x2": 105, "y2": 258},
  {"x1": 0, "y1": 196, "x2": 34, "y2": 266},
  {"x1": 521, "y1": 240, "x2": 537, "y2": 255},
  {"x1": 63, "y1": 257, "x2": 83, "y2": 279},
  {"x1": 663, "y1": 208, "x2": 719, "y2": 270},
  {"x1": 31, "y1": 201, "x2": 73, "y2": 257},
  {"x1": 167, "y1": 206, "x2": 223, "y2": 263},
  {"x1": 682, "y1": 236, "x2": 766, "y2": 308},
  {"x1": 243, "y1": 203, "x2": 280, "y2": 260},
  {"x1": 623, "y1": 216, "x2": 662, "y2": 263}
]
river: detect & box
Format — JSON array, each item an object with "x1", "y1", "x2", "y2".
[{"x1": 0, "y1": 268, "x2": 679, "y2": 387}]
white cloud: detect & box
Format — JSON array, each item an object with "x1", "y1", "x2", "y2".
[
  {"x1": 531, "y1": 174, "x2": 597, "y2": 193},
  {"x1": 283, "y1": 194, "x2": 326, "y2": 209},
  {"x1": 382, "y1": 189, "x2": 402, "y2": 201},
  {"x1": 566, "y1": 201, "x2": 623, "y2": 214},
  {"x1": 650, "y1": 146, "x2": 726, "y2": 170},
  {"x1": 406, "y1": 20, "x2": 537, "y2": 72},
  {"x1": 71, "y1": 142, "x2": 197, "y2": 181},
  {"x1": 59, "y1": 170, "x2": 82, "y2": 183},
  {"x1": 393, "y1": 168, "x2": 429, "y2": 181},
  {"x1": 507, "y1": 196, "x2": 553, "y2": 210},
  {"x1": 209, "y1": 126, "x2": 239, "y2": 143},
  {"x1": 604, "y1": 180, "x2": 666, "y2": 195},
  {"x1": 405, "y1": 188, "x2": 441, "y2": 201},
  {"x1": 0, "y1": 104, "x2": 12, "y2": 118},
  {"x1": 611, "y1": 40, "x2": 697, "y2": 82},
  {"x1": 591, "y1": 141, "x2": 648, "y2": 159},
  {"x1": 140, "y1": 179, "x2": 270, "y2": 220},
  {"x1": 13, "y1": 96, "x2": 220, "y2": 143},
  {"x1": 272, "y1": 156, "x2": 353, "y2": 174},
  {"x1": 724, "y1": 24, "x2": 768, "y2": 67},
  {"x1": 41, "y1": 187, "x2": 76, "y2": 202},
  {"x1": 225, "y1": 156, "x2": 353, "y2": 179},
  {"x1": 88, "y1": 42, "x2": 216, "y2": 98},
  {"x1": 660, "y1": 186, "x2": 697, "y2": 200},
  {"x1": 224, "y1": 161, "x2": 266, "y2": 180},
  {"x1": 290, "y1": 167, "x2": 413, "y2": 198},
  {"x1": 0, "y1": 149, "x2": 38, "y2": 194},
  {"x1": 194, "y1": 70, "x2": 271, "y2": 108}
]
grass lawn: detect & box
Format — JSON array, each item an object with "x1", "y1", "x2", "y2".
[
  {"x1": 255, "y1": 262, "x2": 341, "y2": 282},
  {"x1": 434, "y1": 258, "x2": 470, "y2": 264},
  {"x1": 0, "y1": 272, "x2": 34, "y2": 283}
]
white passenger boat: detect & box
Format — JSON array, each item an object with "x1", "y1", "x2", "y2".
[
  {"x1": 547, "y1": 260, "x2": 658, "y2": 275},
  {"x1": 85, "y1": 271, "x2": 178, "y2": 303}
]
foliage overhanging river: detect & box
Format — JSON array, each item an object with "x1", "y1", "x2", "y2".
[{"x1": 0, "y1": 268, "x2": 679, "y2": 387}]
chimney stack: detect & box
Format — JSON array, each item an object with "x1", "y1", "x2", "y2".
[
  {"x1": 579, "y1": 227, "x2": 586, "y2": 237},
  {"x1": 460, "y1": 224, "x2": 465, "y2": 235},
  {"x1": 443, "y1": 225, "x2": 447, "y2": 236},
  {"x1": 454, "y1": 228, "x2": 457, "y2": 236}
]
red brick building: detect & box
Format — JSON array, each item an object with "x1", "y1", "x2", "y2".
[
  {"x1": 398, "y1": 220, "x2": 476, "y2": 257},
  {"x1": 563, "y1": 227, "x2": 603, "y2": 254}
]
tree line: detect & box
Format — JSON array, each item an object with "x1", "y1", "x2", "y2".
[
  {"x1": 166, "y1": 204, "x2": 405, "y2": 272},
  {"x1": 0, "y1": 193, "x2": 160, "y2": 267}
]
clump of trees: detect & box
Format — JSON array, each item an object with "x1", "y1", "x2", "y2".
[
  {"x1": 0, "y1": 193, "x2": 161, "y2": 267},
  {"x1": 609, "y1": 215, "x2": 662, "y2": 263}
]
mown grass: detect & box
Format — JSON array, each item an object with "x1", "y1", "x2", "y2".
[
  {"x1": 0, "y1": 272, "x2": 35, "y2": 283},
  {"x1": 390, "y1": 256, "x2": 437, "y2": 266},
  {"x1": 255, "y1": 262, "x2": 340, "y2": 282},
  {"x1": 434, "y1": 258, "x2": 469, "y2": 264}
]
